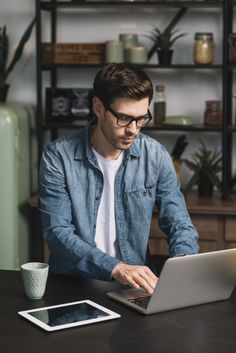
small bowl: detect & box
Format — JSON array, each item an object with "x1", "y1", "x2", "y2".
[{"x1": 162, "y1": 115, "x2": 193, "y2": 126}]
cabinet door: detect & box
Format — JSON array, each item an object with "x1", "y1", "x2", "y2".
[
  {"x1": 190, "y1": 214, "x2": 224, "y2": 252},
  {"x1": 148, "y1": 214, "x2": 168, "y2": 255},
  {"x1": 148, "y1": 213, "x2": 225, "y2": 255},
  {"x1": 224, "y1": 217, "x2": 236, "y2": 249}
]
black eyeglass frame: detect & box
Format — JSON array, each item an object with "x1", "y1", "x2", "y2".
[{"x1": 106, "y1": 105, "x2": 152, "y2": 128}]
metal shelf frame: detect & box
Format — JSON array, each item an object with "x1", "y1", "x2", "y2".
[
  {"x1": 35, "y1": 0, "x2": 235, "y2": 200},
  {"x1": 39, "y1": 0, "x2": 224, "y2": 10}
]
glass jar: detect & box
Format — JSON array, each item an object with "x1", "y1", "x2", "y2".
[
  {"x1": 204, "y1": 100, "x2": 222, "y2": 126},
  {"x1": 193, "y1": 33, "x2": 214, "y2": 65},
  {"x1": 154, "y1": 84, "x2": 166, "y2": 124},
  {"x1": 229, "y1": 34, "x2": 236, "y2": 64}
]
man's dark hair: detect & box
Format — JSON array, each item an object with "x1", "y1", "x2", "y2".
[{"x1": 93, "y1": 63, "x2": 153, "y2": 107}]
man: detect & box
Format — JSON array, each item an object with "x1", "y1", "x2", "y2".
[{"x1": 39, "y1": 63, "x2": 199, "y2": 295}]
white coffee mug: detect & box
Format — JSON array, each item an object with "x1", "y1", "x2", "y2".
[{"x1": 21, "y1": 262, "x2": 49, "y2": 300}]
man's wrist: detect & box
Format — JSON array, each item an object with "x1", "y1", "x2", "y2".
[{"x1": 111, "y1": 262, "x2": 125, "y2": 280}]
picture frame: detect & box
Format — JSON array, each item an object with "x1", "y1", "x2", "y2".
[{"x1": 45, "y1": 88, "x2": 93, "y2": 123}]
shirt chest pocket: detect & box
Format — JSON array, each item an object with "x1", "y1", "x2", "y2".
[
  {"x1": 124, "y1": 185, "x2": 156, "y2": 215},
  {"x1": 126, "y1": 186, "x2": 155, "y2": 198}
]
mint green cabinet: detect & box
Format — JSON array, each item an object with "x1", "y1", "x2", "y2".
[{"x1": 0, "y1": 104, "x2": 37, "y2": 270}]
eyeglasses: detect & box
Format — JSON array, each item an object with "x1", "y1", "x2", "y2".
[{"x1": 107, "y1": 105, "x2": 152, "y2": 128}]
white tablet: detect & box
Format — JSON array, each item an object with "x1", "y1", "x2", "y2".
[{"x1": 18, "y1": 300, "x2": 121, "y2": 331}]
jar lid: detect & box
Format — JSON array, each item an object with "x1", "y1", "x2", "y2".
[
  {"x1": 205, "y1": 100, "x2": 221, "y2": 109},
  {"x1": 195, "y1": 33, "x2": 214, "y2": 40}
]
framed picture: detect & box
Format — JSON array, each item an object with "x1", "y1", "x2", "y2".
[{"x1": 46, "y1": 88, "x2": 93, "y2": 123}]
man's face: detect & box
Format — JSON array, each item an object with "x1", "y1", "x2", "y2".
[{"x1": 96, "y1": 97, "x2": 150, "y2": 153}]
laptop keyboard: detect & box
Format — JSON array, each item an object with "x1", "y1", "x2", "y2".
[{"x1": 128, "y1": 295, "x2": 151, "y2": 309}]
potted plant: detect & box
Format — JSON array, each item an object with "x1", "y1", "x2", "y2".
[
  {"x1": 145, "y1": 7, "x2": 187, "y2": 65},
  {"x1": 0, "y1": 18, "x2": 35, "y2": 102},
  {"x1": 183, "y1": 140, "x2": 222, "y2": 197}
]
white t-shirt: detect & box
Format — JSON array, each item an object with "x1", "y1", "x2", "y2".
[{"x1": 93, "y1": 148, "x2": 124, "y2": 258}]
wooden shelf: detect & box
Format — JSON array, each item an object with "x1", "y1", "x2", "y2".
[
  {"x1": 184, "y1": 191, "x2": 236, "y2": 215},
  {"x1": 42, "y1": 121, "x2": 223, "y2": 132},
  {"x1": 41, "y1": 63, "x2": 223, "y2": 70},
  {"x1": 145, "y1": 124, "x2": 222, "y2": 132},
  {"x1": 40, "y1": 1, "x2": 224, "y2": 11}
]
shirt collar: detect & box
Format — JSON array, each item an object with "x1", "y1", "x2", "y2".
[{"x1": 74, "y1": 119, "x2": 141, "y2": 160}]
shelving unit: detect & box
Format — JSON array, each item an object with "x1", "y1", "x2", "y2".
[
  {"x1": 229, "y1": 0, "x2": 236, "y2": 194},
  {"x1": 35, "y1": 0, "x2": 235, "y2": 200}
]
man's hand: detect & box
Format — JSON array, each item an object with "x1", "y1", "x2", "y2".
[{"x1": 112, "y1": 263, "x2": 158, "y2": 295}]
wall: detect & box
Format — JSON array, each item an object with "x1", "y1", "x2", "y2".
[
  {"x1": 0, "y1": 0, "x2": 235, "y2": 188},
  {"x1": 0, "y1": 0, "x2": 36, "y2": 104}
]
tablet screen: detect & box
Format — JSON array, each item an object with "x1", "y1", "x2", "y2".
[
  {"x1": 30, "y1": 302, "x2": 109, "y2": 326},
  {"x1": 18, "y1": 300, "x2": 120, "y2": 331}
]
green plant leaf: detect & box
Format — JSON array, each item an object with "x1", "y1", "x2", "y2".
[
  {"x1": 146, "y1": 26, "x2": 186, "y2": 51},
  {"x1": 185, "y1": 174, "x2": 199, "y2": 192},
  {"x1": 183, "y1": 140, "x2": 222, "y2": 192},
  {"x1": 5, "y1": 18, "x2": 35, "y2": 81},
  {"x1": 147, "y1": 7, "x2": 188, "y2": 59},
  {"x1": 182, "y1": 159, "x2": 198, "y2": 172},
  {"x1": 0, "y1": 26, "x2": 9, "y2": 86},
  {"x1": 169, "y1": 32, "x2": 186, "y2": 48}
]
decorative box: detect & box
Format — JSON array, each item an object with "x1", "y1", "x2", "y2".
[
  {"x1": 46, "y1": 88, "x2": 93, "y2": 123},
  {"x1": 42, "y1": 43, "x2": 105, "y2": 64}
]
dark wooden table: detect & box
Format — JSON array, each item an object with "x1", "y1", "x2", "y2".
[{"x1": 1, "y1": 270, "x2": 236, "y2": 353}]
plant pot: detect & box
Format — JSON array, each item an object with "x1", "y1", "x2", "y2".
[
  {"x1": 0, "y1": 84, "x2": 10, "y2": 102},
  {"x1": 157, "y1": 49, "x2": 173, "y2": 65},
  {"x1": 198, "y1": 181, "x2": 213, "y2": 197}
]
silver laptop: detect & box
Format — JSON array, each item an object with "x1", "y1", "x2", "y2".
[{"x1": 107, "y1": 249, "x2": 236, "y2": 314}]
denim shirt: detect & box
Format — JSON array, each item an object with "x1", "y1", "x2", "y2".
[{"x1": 39, "y1": 122, "x2": 199, "y2": 281}]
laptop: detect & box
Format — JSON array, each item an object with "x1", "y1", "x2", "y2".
[{"x1": 107, "y1": 248, "x2": 236, "y2": 314}]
